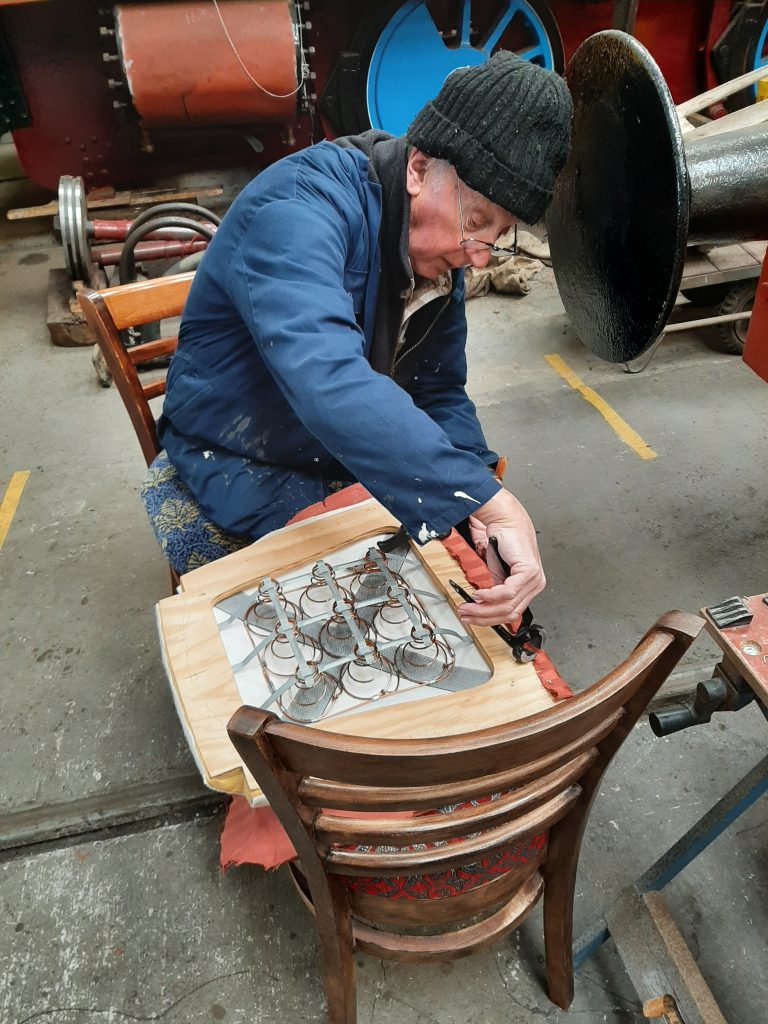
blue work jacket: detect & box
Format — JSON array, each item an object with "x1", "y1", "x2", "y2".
[{"x1": 158, "y1": 138, "x2": 501, "y2": 539}]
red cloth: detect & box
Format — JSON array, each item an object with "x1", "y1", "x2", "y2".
[
  {"x1": 439, "y1": 529, "x2": 572, "y2": 702},
  {"x1": 220, "y1": 485, "x2": 573, "y2": 870},
  {"x1": 221, "y1": 798, "x2": 297, "y2": 868}
]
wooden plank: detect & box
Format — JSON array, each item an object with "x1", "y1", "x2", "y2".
[
  {"x1": 158, "y1": 500, "x2": 555, "y2": 803},
  {"x1": 677, "y1": 66, "x2": 768, "y2": 117},
  {"x1": 643, "y1": 893, "x2": 728, "y2": 1024},
  {"x1": 679, "y1": 112, "x2": 710, "y2": 135},
  {"x1": 681, "y1": 252, "x2": 718, "y2": 280},
  {"x1": 46, "y1": 268, "x2": 93, "y2": 348},
  {"x1": 7, "y1": 185, "x2": 223, "y2": 221},
  {"x1": 684, "y1": 99, "x2": 768, "y2": 142},
  {"x1": 741, "y1": 241, "x2": 768, "y2": 263},
  {"x1": 606, "y1": 889, "x2": 728, "y2": 1024},
  {"x1": 680, "y1": 265, "x2": 761, "y2": 291},
  {"x1": 684, "y1": 268, "x2": 761, "y2": 292},
  {"x1": 643, "y1": 995, "x2": 685, "y2": 1023},
  {"x1": 681, "y1": 243, "x2": 763, "y2": 289},
  {"x1": 706, "y1": 244, "x2": 761, "y2": 273}
]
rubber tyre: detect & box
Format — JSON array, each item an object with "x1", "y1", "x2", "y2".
[
  {"x1": 706, "y1": 280, "x2": 756, "y2": 355},
  {"x1": 340, "y1": 0, "x2": 564, "y2": 135},
  {"x1": 711, "y1": 0, "x2": 768, "y2": 111}
]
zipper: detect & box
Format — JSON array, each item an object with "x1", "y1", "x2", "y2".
[{"x1": 392, "y1": 294, "x2": 451, "y2": 372}]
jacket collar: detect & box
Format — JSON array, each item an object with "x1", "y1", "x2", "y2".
[{"x1": 334, "y1": 131, "x2": 413, "y2": 374}]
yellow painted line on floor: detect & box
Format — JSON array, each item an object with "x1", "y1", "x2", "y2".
[
  {"x1": 0, "y1": 471, "x2": 31, "y2": 550},
  {"x1": 545, "y1": 354, "x2": 657, "y2": 461}
]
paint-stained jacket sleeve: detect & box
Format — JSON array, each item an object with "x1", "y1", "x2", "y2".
[
  {"x1": 226, "y1": 195, "x2": 500, "y2": 540},
  {"x1": 396, "y1": 272, "x2": 499, "y2": 471}
]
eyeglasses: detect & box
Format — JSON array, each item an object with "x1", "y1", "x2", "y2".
[{"x1": 456, "y1": 177, "x2": 518, "y2": 256}]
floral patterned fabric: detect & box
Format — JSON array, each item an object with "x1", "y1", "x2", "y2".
[
  {"x1": 344, "y1": 795, "x2": 547, "y2": 900},
  {"x1": 140, "y1": 450, "x2": 248, "y2": 574},
  {"x1": 346, "y1": 834, "x2": 546, "y2": 900}
]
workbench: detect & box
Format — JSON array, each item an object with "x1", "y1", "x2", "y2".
[{"x1": 576, "y1": 594, "x2": 768, "y2": 1024}]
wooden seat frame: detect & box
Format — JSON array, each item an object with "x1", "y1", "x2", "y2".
[
  {"x1": 78, "y1": 272, "x2": 194, "y2": 467},
  {"x1": 79, "y1": 274, "x2": 196, "y2": 587},
  {"x1": 228, "y1": 611, "x2": 703, "y2": 1024}
]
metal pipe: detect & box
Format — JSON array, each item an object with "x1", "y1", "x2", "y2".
[
  {"x1": 92, "y1": 221, "x2": 207, "y2": 242},
  {"x1": 124, "y1": 202, "x2": 221, "y2": 235},
  {"x1": 662, "y1": 310, "x2": 751, "y2": 333},
  {"x1": 118, "y1": 215, "x2": 216, "y2": 283},
  {"x1": 686, "y1": 124, "x2": 768, "y2": 244},
  {"x1": 94, "y1": 239, "x2": 208, "y2": 268}
]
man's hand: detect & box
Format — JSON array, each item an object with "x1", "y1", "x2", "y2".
[
  {"x1": 457, "y1": 488, "x2": 545, "y2": 627},
  {"x1": 467, "y1": 515, "x2": 489, "y2": 559}
]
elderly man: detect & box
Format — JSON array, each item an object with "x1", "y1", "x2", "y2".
[{"x1": 157, "y1": 51, "x2": 571, "y2": 627}]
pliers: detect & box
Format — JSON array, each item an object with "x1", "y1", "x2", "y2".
[{"x1": 449, "y1": 536, "x2": 546, "y2": 664}]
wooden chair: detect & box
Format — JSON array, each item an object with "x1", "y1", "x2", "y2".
[
  {"x1": 78, "y1": 274, "x2": 194, "y2": 589},
  {"x1": 227, "y1": 610, "x2": 703, "y2": 1023},
  {"x1": 78, "y1": 273, "x2": 194, "y2": 467},
  {"x1": 79, "y1": 273, "x2": 247, "y2": 584}
]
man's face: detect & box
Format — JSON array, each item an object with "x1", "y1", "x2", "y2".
[{"x1": 406, "y1": 149, "x2": 516, "y2": 280}]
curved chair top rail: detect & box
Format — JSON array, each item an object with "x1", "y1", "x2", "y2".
[{"x1": 229, "y1": 611, "x2": 703, "y2": 790}]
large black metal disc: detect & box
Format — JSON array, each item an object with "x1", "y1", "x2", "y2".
[{"x1": 548, "y1": 31, "x2": 689, "y2": 363}]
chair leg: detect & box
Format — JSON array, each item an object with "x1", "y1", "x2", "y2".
[
  {"x1": 312, "y1": 874, "x2": 357, "y2": 1024},
  {"x1": 542, "y1": 825, "x2": 583, "y2": 1010},
  {"x1": 169, "y1": 565, "x2": 181, "y2": 592}
]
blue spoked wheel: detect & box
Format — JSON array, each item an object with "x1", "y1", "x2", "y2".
[
  {"x1": 348, "y1": 0, "x2": 563, "y2": 136},
  {"x1": 752, "y1": 15, "x2": 768, "y2": 97}
]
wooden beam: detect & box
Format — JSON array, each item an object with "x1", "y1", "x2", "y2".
[
  {"x1": 606, "y1": 889, "x2": 728, "y2": 1024},
  {"x1": 677, "y1": 66, "x2": 768, "y2": 118},
  {"x1": 8, "y1": 185, "x2": 223, "y2": 221}
]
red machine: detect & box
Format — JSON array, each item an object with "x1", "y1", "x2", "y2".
[
  {"x1": 0, "y1": 0, "x2": 765, "y2": 192},
  {"x1": 743, "y1": 252, "x2": 768, "y2": 382}
]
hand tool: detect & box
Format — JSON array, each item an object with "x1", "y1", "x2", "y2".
[{"x1": 449, "y1": 536, "x2": 546, "y2": 664}]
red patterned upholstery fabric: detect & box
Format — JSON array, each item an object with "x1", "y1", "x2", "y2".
[
  {"x1": 345, "y1": 831, "x2": 546, "y2": 900},
  {"x1": 343, "y1": 793, "x2": 547, "y2": 900}
]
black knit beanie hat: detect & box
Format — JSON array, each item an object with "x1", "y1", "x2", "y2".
[{"x1": 406, "y1": 51, "x2": 572, "y2": 224}]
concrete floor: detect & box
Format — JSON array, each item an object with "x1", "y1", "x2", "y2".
[{"x1": 1, "y1": 155, "x2": 767, "y2": 1023}]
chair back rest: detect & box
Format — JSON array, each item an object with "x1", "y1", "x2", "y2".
[
  {"x1": 228, "y1": 611, "x2": 703, "y2": 881},
  {"x1": 78, "y1": 273, "x2": 194, "y2": 466}
]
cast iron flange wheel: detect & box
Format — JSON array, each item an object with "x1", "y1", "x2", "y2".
[{"x1": 706, "y1": 280, "x2": 756, "y2": 355}]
